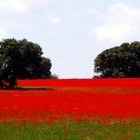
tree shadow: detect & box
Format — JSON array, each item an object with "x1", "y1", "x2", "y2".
[{"x1": 13, "y1": 87, "x2": 55, "y2": 91}]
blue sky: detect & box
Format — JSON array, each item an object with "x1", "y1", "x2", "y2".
[{"x1": 1, "y1": 0, "x2": 140, "y2": 78}]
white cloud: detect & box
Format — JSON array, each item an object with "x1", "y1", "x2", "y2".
[
  {"x1": 0, "y1": 0, "x2": 52, "y2": 14},
  {"x1": 21, "y1": 0, "x2": 53, "y2": 11},
  {"x1": 0, "y1": 0, "x2": 26, "y2": 13},
  {"x1": 50, "y1": 17, "x2": 62, "y2": 25},
  {"x1": 91, "y1": 3, "x2": 140, "y2": 44}
]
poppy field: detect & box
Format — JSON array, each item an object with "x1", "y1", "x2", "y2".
[{"x1": 0, "y1": 78, "x2": 140, "y2": 139}]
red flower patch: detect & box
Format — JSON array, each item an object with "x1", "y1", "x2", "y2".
[{"x1": 0, "y1": 78, "x2": 140, "y2": 122}]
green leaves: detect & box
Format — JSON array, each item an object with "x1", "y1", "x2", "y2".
[
  {"x1": 94, "y1": 41, "x2": 140, "y2": 78},
  {"x1": 0, "y1": 38, "x2": 52, "y2": 79}
]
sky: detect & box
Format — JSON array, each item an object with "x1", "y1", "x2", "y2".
[{"x1": 1, "y1": 0, "x2": 140, "y2": 78}]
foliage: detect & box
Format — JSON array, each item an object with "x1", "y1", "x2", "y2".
[
  {"x1": 0, "y1": 38, "x2": 52, "y2": 80},
  {"x1": 50, "y1": 74, "x2": 59, "y2": 79},
  {"x1": 94, "y1": 41, "x2": 140, "y2": 78}
]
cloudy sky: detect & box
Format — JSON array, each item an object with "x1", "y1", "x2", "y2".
[{"x1": 1, "y1": 0, "x2": 140, "y2": 78}]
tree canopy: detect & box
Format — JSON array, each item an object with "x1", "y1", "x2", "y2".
[
  {"x1": 94, "y1": 41, "x2": 140, "y2": 78},
  {"x1": 0, "y1": 38, "x2": 52, "y2": 80}
]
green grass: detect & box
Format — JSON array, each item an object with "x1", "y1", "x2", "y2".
[{"x1": 0, "y1": 119, "x2": 140, "y2": 140}]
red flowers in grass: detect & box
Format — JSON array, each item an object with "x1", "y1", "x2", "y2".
[
  {"x1": 0, "y1": 79, "x2": 140, "y2": 122},
  {"x1": 17, "y1": 78, "x2": 140, "y2": 87}
]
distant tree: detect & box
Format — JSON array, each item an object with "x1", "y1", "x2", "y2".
[
  {"x1": 50, "y1": 74, "x2": 59, "y2": 79},
  {"x1": 0, "y1": 38, "x2": 52, "y2": 88},
  {"x1": 94, "y1": 41, "x2": 140, "y2": 78}
]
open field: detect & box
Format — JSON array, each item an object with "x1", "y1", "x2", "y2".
[{"x1": 0, "y1": 79, "x2": 140, "y2": 139}]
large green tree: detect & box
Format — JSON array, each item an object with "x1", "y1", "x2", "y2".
[
  {"x1": 0, "y1": 38, "x2": 52, "y2": 80},
  {"x1": 94, "y1": 41, "x2": 140, "y2": 78}
]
